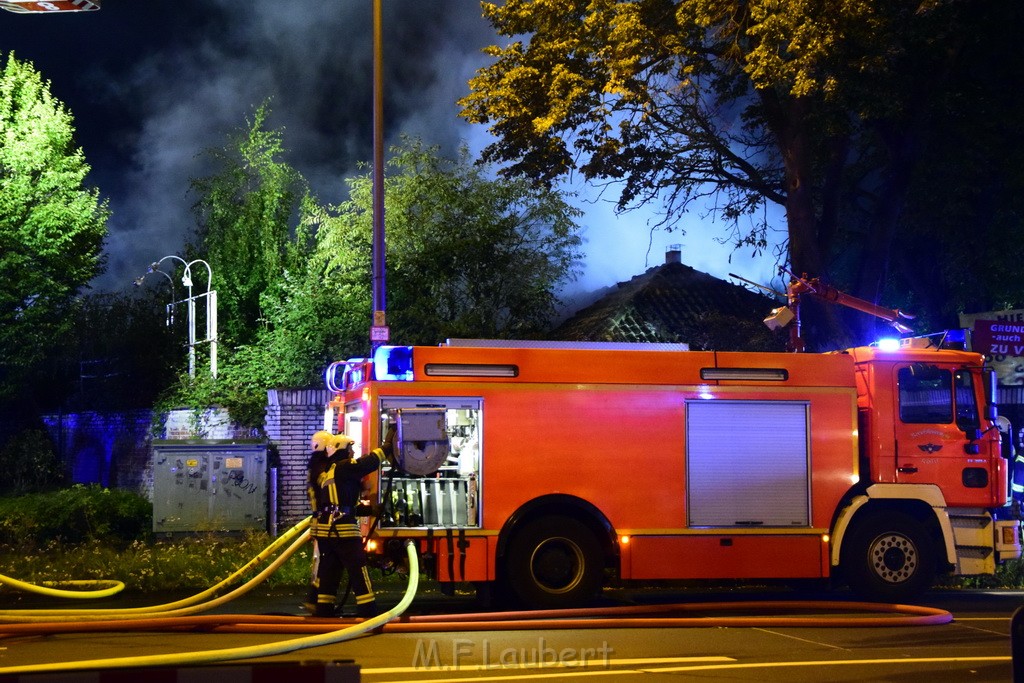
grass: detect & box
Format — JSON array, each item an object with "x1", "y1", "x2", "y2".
[
  {"x1": 0, "y1": 485, "x2": 315, "y2": 595},
  {"x1": 2, "y1": 485, "x2": 1024, "y2": 598},
  {"x1": 0, "y1": 531, "x2": 318, "y2": 594},
  {"x1": 0, "y1": 486, "x2": 411, "y2": 602}
]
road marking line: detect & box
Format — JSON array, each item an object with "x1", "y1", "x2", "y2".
[
  {"x1": 364, "y1": 656, "x2": 1011, "y2": 683},
  {"x1": 753, "y1": 627, "x2": 849, "y2": 650},
  {"x1": 646, "y1": 656, "x2": 1011, "y2": 673}
]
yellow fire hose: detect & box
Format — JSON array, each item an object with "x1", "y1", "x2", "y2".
[
  {"x1": 0, "y1": 576, "x2": 124, "y2": 600},
  {"x1": 0, "y1": 516, "x2": 313, "y2": 621},
  {"x1": 0, "y1": 517, "x2": 956, "y2": 677},
  {"x1": 0, "y1": 540, "x2": 420, "y2": 676}
]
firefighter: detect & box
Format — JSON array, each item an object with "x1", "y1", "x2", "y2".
[
  {"x1": 310, "y1": 429, "x2": 395, "y2": 618},
  {"x1": 302, "y1": 430, "x2": 334, "y2": 613},
  {"x1": 1007, "y1": 417, "x2": 1024, "y2": 515},
  {"x1": 992, "y1": 416, "x2": 1024, "y2": 520}
]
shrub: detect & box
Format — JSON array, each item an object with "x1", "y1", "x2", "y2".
[
  {"x1": 0, "y1": 428, "x2": 65, "y2": 494},
  {"x1": 0, "y1": 488, "x2": 317, "y2": 592},
  {"x1": 0, "y1": 533, "x2": 315, "y2": 593},
  {"x1": 0, "y1": 484, "x2": 152, "y2": 546}
]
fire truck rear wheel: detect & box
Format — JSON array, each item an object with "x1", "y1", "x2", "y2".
[
  {"x1": 505, "y1": 516, "x2": 603, "y2": 609},
  {"x1": 843, "y1": 511, "x2": 936, "y2": 602}
]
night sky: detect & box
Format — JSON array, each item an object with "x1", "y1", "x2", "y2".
[{"x1": 0, "y1": 0, "x2": 777, "y2": 303}]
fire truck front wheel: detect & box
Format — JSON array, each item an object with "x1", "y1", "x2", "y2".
[
  {"x1": 505, "y1": 516, "x2": 603, "y2": 609},
  {"x1": 842, "y1": 511, "x2": 936, "y2": 602}
]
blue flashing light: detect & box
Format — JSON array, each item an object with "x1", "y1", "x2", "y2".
[
  {"x1": 325, "y1": 361, "x2": 346, "y2": 392},
  {"x1": 876, "y1": 338, "x2": 901, "y2": 352},
  {"x1": 945, "y1": 328, "x2": 967, "y2": 345},
  {"x1": 373, "y1": 346, "x2": 414, "y2": 381},
  {"x1": 325, "y1": 358, "x2": 369, "y2": 392}
]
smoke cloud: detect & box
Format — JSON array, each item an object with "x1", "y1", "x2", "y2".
[{"x1": 0, "y1": 0, "x2": 777, "y2": 303}]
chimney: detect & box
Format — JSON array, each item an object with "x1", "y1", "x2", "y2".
[{"x1": 665, "y1": 244, "x2": 681, "y2": 264}]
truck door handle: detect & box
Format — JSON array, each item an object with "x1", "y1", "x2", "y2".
[{"x1": 898, "y1": 466, "x2": 919, "y2": 474}]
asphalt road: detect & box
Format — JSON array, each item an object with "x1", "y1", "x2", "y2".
[{"x1": 0, "y1": 584, "x2": 1022, "y2": 682}]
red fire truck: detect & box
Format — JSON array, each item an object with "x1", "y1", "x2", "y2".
[{"x1": 325, "y1": 328, "x2": 1021, "y2": 608}]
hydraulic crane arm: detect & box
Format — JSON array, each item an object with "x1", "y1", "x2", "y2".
[
  {"x1": 788, "y1": 274, "x2": 915, "y2": 333},
  {"x1": 776, "y1": 270, "x2": 914, "y2": 352}
]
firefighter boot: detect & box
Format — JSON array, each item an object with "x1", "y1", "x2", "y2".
[
  {"x1": 356, "y1": 600, "x2": 382, "y2": 619},
  {"x1": 302, "y1": 585, "x2": 319, "y2": 614},
  {"x1": 312, "y1": 597, "x2": 337, "y2": 618}
]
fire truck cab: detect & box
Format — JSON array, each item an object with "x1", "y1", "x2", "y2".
[{"x1": 326, "y1": 336, "x2": 1021, "y2": 608}]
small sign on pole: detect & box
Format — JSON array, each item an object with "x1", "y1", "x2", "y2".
[{"x1": 371, "y1": 325, "x2": 390, "y2": 343}]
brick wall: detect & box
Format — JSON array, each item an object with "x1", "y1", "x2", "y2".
[{"x1": 264, "y1": 388, "x2": 332, "y2": 529}]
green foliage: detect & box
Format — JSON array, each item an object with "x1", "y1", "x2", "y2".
[
  {"x1": 0, "y1": 495, "x2": 319, "y2": 592},
  {"x1": 461, "y1": 0, "x2": 1024, "y2": 347},
  {"x1": 164, "y1": 102, "x2": 317, "y2": 427},
  {"x1": 0, "y1": 53, "x2": 109, "y2": 400},
  {"x1": 34, "y1": 290, "x2": 183, "y2": 413},
  {"x1": 881, "y1": 3, "x2": 1024, "y2": 326},
  {"x1": 308, "y1": 137, "x2": 584, "y2": 348},
  {"x1": 0, "y1": 531, "x2": 316, "y2": 592},
  {"x1": 0, "y1": 428, "x2": 64, "y2": 495},
  {"x1": 190, "y1": 100, "x2": 309, "y2": 348},
  {"x1": 154, "y1": 350, "x2": 273, "y2": 432},
  {"x1": 171, "y1": 133, "x2": 582, "y2": 427},
  {"x1": 0, "y1": 485, "x2": 151, "y2": 546}
]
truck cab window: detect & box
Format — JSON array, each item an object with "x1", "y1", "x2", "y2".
[
  {"x1": 898, "y1": 366, "x2": 953, "y2": 424},
  {"x1": 954, "y1": 369, "x2": 980, "y2": 433}
]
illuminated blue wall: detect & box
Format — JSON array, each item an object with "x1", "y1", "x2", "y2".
[{"x1": 41, "y1": 410, "x2": 153, "y2": 491}]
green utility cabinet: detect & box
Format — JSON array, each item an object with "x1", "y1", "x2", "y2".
[{"x1": 152, "y1": 441, "x2": 268, "y2": 533}]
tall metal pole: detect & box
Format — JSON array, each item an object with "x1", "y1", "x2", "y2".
[{"x1": 371, "y1": 0, "x2": 388, "y2": 349}]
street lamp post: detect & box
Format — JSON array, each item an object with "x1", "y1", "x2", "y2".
[
  {"x1": 180, "y1": 259, "x2": 217, "y2": 379},
  {"x1": 135, "y1": 255, "x2": 217, "y2": 379},
  {"x1": 370, "y1": 0, "x2": 388, "y2": 349}
]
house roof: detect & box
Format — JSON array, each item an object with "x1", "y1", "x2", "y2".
[{"x1": 552, "y1": 259, "x2": 787, "y2": 351}]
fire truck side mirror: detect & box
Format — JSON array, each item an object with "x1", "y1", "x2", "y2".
[{"x1": 985, "y1": 369, "x2": 998, "y2": 416}]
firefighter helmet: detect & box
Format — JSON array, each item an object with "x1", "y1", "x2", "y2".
[
  {"x1": 310, "y1": 430, "x2": 333, "y2": 452},
  {"x1": 327, "y1": 434, "x2": 356, "y2": 456}
]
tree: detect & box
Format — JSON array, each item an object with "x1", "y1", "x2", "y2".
[
  {"x1": 460, "y1": 0, "x2": 1023, "y2": 347},
  {"x1": 884, "y1": 10, "x2": 1024, "y2": 329},
  {"x1": 13, "y1": 289, "x2": 181, "y2": 415},
  {"x1": 0, "y1": 53, "x2": 108, "y2": 403},
  {"x1": 187, "y1": 139, "x2": 583, "y2": 427},
  {"x1": 190, "y1": 101, "x2": 309, "y2": 348},
  {"x1": 312, "y1": 138, "x2": 583, "y2": 349}
]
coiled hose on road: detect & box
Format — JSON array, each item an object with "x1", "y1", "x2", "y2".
[
  {"x1": 0, "y1": 537, "x2": 421, "y2": 676},
  {"x1": 0, "y1": 517, "x2": 954, "y2": 675}
]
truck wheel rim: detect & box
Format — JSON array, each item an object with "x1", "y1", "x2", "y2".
[
  {"x1": 869, "y1": 532, "x2": 917, "y2": 584},
  {"x1": 530, "y1": 537, "x2": 584, "y2": 594}
]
